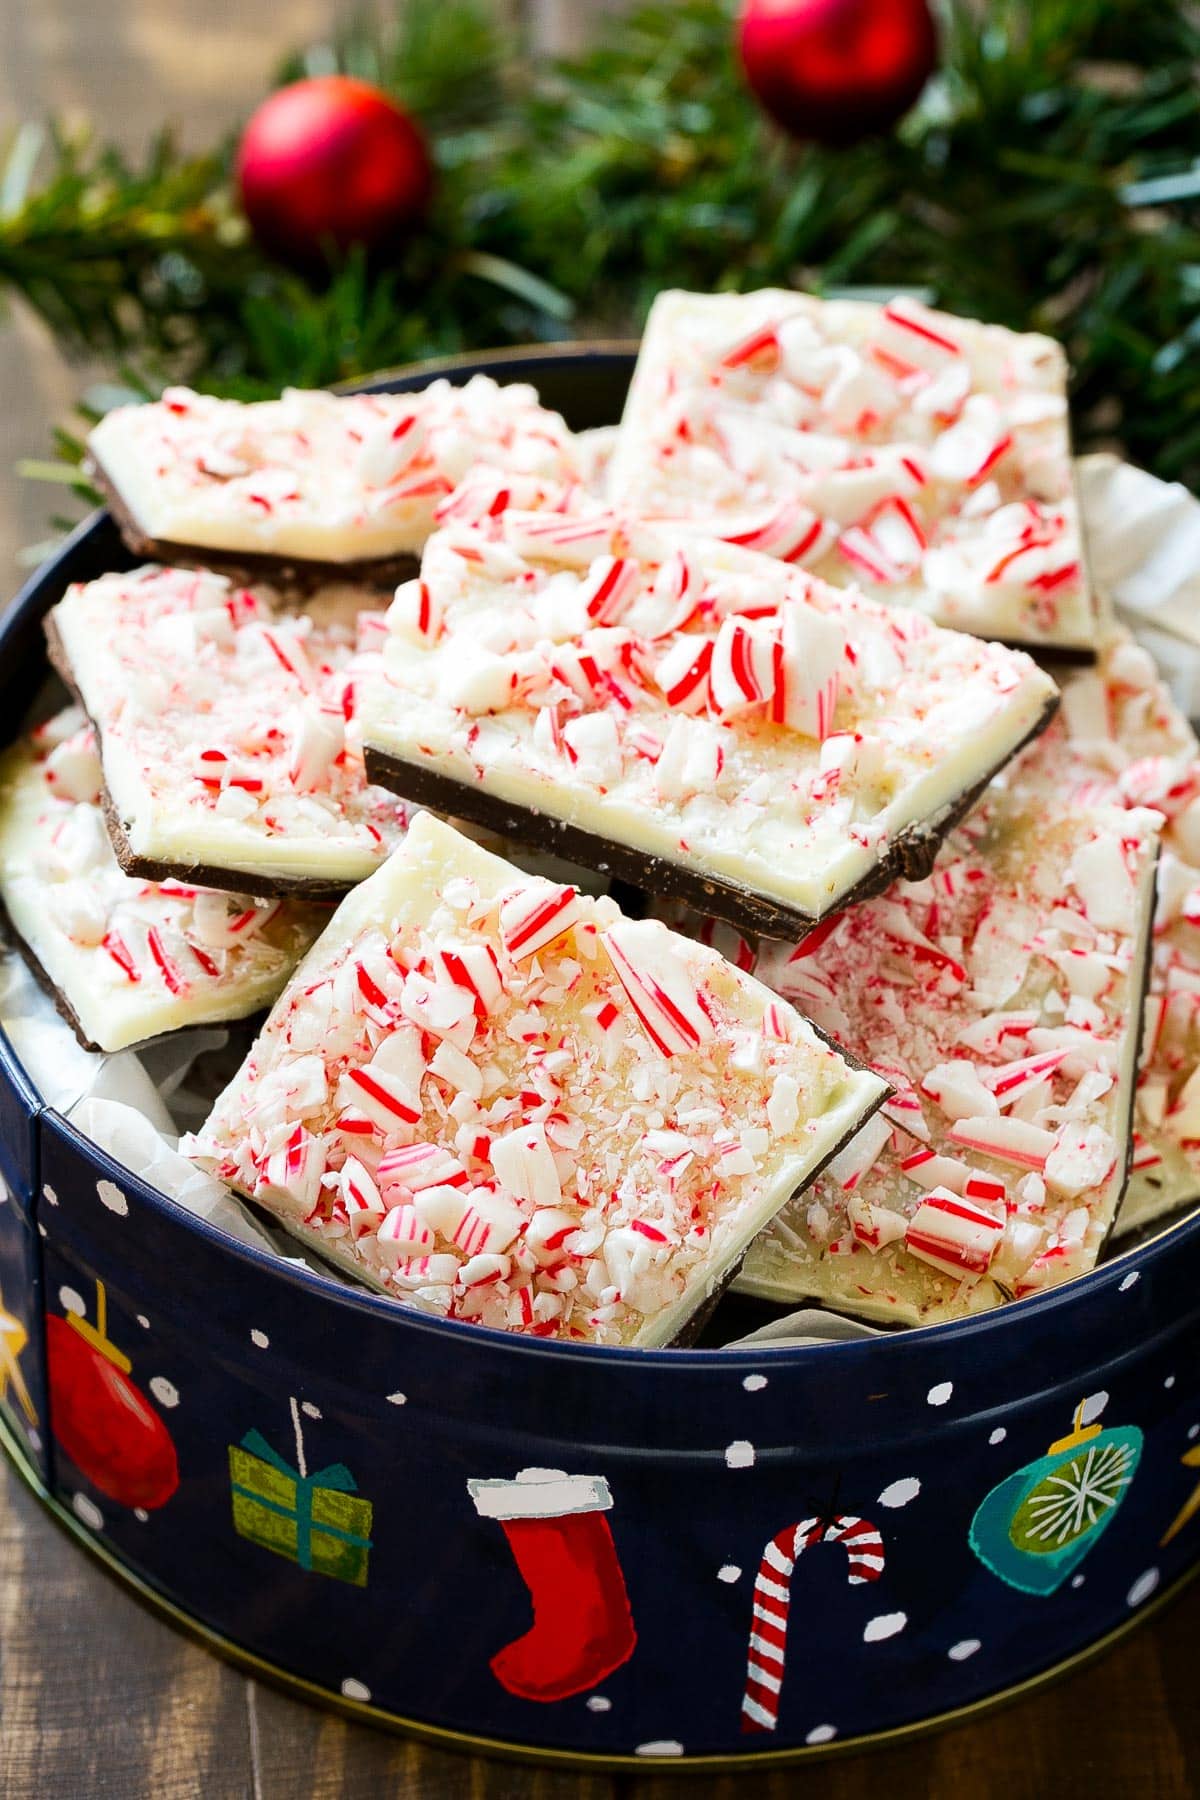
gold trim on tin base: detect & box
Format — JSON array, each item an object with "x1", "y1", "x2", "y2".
[{"x1": 2, "y1": 1409, "x2": 1197, "y2": 1772}]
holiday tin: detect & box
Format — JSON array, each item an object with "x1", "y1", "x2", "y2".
[{"x1": 0, "y1": 347, "x2": 1198, "y2": 1770}]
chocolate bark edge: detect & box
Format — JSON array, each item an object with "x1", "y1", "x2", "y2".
[
  {"x1": 43, "y1": 611, "x2": 359, "y2": 904},
  {"x1": 86, "y1": 455, "x2": 417, "y2": 593},
  {"x1": 364, "y1": 688, "x2": 1061, "y2": 944}
]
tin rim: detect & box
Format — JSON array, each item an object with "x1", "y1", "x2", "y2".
[{"x1": 1, "y1": 339, "x2": 1198, "y2": 1374}]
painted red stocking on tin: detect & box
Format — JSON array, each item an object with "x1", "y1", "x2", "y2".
[{"x1": 468, "y1": 1467, "x2": 637, "y2": 1702}]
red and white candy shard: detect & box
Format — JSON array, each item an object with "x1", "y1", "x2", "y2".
[
  {"x1": 48, "y1": 566, "x2": 411, "y2": 891},
  {"x1": 731, "y1": 699, "x2": 1162, "y2": 1325},
  {"x1": 607, "y1": 289, "x2": 1093, "y2": 653},
  {"x1": 0, "y1": 710, "x2": 323, "y2": 1053},
  {"x1": 183, "y1": 811, "x2": 886, "y2": 1347},
  {"x1": 87, "y1": 376, "x2": 581, "y2": 563},
  {"x1": 359, "y1": 513, "x2": 1057, "y2": 931}
]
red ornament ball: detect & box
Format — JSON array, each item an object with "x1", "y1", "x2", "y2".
[
  {"x1": 237, "y1": 75, "x2": 434, "y2": 266},
  {"x1": 737, "y1": 0, "x2": 938, "y2": 147},
  {"x1": 46, "y1": 1313, "x2": 179, "y2": 1511}
]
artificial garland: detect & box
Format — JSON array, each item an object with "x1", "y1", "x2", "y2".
[{"x1": 0, "y1": 0, "x2": 1197, "y2": 516}]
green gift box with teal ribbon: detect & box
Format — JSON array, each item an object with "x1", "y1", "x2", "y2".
[{"x1": 229, "y1": 1421, "x2": 374, "y2": 1587}]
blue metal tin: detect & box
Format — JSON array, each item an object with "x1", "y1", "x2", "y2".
[{"x1": 1, "y1": 348, "x2": 1198, "y2": 1768}]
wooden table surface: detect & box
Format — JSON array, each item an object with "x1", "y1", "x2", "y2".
[{"x1": 1, "y1": 4, "x2": 1198, "y2": 1794}]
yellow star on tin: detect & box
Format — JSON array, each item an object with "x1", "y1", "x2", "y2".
[
  {"x1": 0, "y1": 1291, "x2": 37, "y2": 1426},
  {"x1": 1160, "y1": 1446, "x2": 1200, "y2": 1548}
]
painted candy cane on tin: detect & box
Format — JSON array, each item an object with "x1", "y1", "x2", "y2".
[{"x1": 740, "y1": 1514, "x2": 885, "y2": 1733}]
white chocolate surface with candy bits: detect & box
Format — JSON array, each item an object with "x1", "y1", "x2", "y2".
[
  {"x1": 87, "y1": 377, "x2": 579, "y2": 564},
  {"x1": 1045, "y1": 635, "x2": 1200, "y2": 1235},
  {"x1": 0, "y1": 710, "x2": 324, "y2": 1053},
  {"x1": 184, "y1": 812, "x2": 887, "y2": 1346},
  {"x1": 608, "y1": 288, "x2": 1093, "y2": 652},
  {"x1": 734, "y1": 734, "x2": 1161, "y2": 1325},
  {"x1": 49, "y1": 565, "x2": 411, "y2": 891},
  {"x1": 359, "y1": 513, "x2": 1058, "y2": 931}
]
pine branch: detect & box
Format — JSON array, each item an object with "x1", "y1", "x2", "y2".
[{"x1": 0, "y1": 0, "x2": 1196, "y2": 507}]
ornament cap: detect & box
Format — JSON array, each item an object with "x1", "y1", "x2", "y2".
[
  {"x1": 1047, "y1": 1399, "x2": 1102, "y2": 1457},
  {"x1": 66, "y1": 1280, "x2": 132, "y2": 1375}
]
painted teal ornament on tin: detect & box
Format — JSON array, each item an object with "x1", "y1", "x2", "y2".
[{"x1": 969, "y1": 1399, "x2": 1142, "y2": 1595}]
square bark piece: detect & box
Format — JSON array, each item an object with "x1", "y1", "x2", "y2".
[
  {"x1": 185, "y1": 811, "x2": 888, "y2": 1347},
  {"x1": 608, "y1": 289, "x2": 1096, "y2": 655},
  {"x1": 360, "y1": 513, "x2": 1059, "y2": 939}
]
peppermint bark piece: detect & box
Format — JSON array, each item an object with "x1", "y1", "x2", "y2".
[
  {"x1": 734, "y1": 747, "x2": 1161, "y2": 1325},
  {"x1": 47, "y1": 565, "x2": 410, "y2": 898},
  {"x1": 185, "y1": 811, "x2": 887, "y2": 1346},
  {"x1": 1045, "y1": 635, "x2": 1200, "y2": 1235},
  {"x1": 0, "y1": 711, "x2": 324, "y2": 1053},
  {"x1": 609, "y1": 289, "x2": 1094, "y2": 654},
  {"x1": 87, "y1": 378, "x2": 579, "y2": 577},
  {"x1": 359, "y1": 514, "x2": 1059, "y2": 940}
]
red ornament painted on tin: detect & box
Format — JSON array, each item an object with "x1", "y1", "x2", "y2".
[
  {"x1": 46, "y1": 1284, "x2": 179, "y2": 1511},
  {"x1": 237, "y1": 76, "x2": 434, "y2": 267},
  {"x1": 737, "y1": 0, "x2": 938, "y2": 146}
]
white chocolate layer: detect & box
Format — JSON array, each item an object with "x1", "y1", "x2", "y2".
[
  {"x1": 185, "y1": 812, "x2": 886, "y2": 1346},
  {"x1": 735, "y1": 755, "x2": 1161, "y2": 1326},
  {"x1": 608, "y1": 289, "x2": 1094, "y2": 651},
  {"x1": 360, "y1": 514, "x2": 1058, "y2": 926},
  {"x1": 50, "y1": 566, "x2": 411, "y2": 888},
  {"x1": 0, "y1": 711, "x2": 323, "y2": 1053},
  {"x1": 88, "y1": 378, "x2": 579, "y2": 564}
]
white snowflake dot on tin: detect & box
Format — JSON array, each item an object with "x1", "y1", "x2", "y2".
[
  {"x1": 386, "y1": 1391, "x2": 407, "y2": 1406},
  {"x1": 1071, "y1": 1574, "x2": 1086, "y2": 1589},
  {"x1": 948, "y1": 1638, "x2": 981, "y2": 1662},
  {"x1": 989, "y1": 1427, "x2": 1007, "y2": 1446},
  {"x1": 340, "y1": 1678, "x2": 371, "y2": 1703},
  {"x1": 805, "y1": 1724, "x2": 837, "y2": 1745},
  {"x1": 301, "y1": 1401, "x2": 322, "y2": 1419},
  {"x1": 42, "y1": 1184, "x2": 58, "y2": 1206},
  {"x1": 586, "y1": 1696, "x2": 612, "y2": 1713},
  {"x1": 1127, "y1": 1568, "x2": 1159, "y2": 1609},
  {"x1": 136, "y1": 1314, "x2": 150, "y2": 1329},
  {"x1": 149, "y1": 1377, "x2": 179, "y2": 1409},
  {"x1": 863, "y1": 1611, "x2": 907, "y2": 1643},
  {"x1": 1119, "y1": 1270, "x2": 1140, "y2": 1292},
  {"x1": 96, "y1": 1179, "x2": 129, "y2": 1216},
  {"x1": 878, "y1": 1476, "x2": 921, "y2": 1509},
  {"x1": 717, "y1": 1564, "x2": 742, "y2": 1583},
  {"x1": 926, "y1": 1381, "x2": 954, "y2": 1407},
  {"x1": 134, "y1": 1508, "x2": 149, "y2": 1523},
  {"x1": 250, "y1": 1329, "x2": 269, "y2": 1349},
  {"x1": 724, "y1": 1440, "x2": 756, "y2": 1469},
  {"x1": 72, "y1": 1493, "x2": 104, "y2": 1531},
  {"x1": 1164, "y1": 1374, "x2": 1176, "y2": 1390},
  {"x1": 742, "y1": 1373, "x2": 768, "y2": 1392},
  {"x1": 59, "y1": 1286, "x2": 86, "y2": 1317},
  {"x1": 1188, "y1": 1424, "x2": 1200, "y2": 1441},
  {"x1": 635, "y1": 1740, "x2": 684, "y2": 1757}
]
